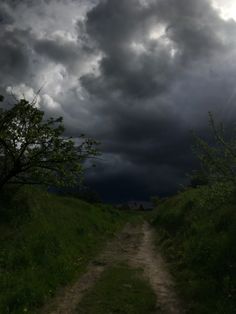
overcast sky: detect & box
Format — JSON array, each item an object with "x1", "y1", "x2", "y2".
[{"x1": 1, "y1": 0, "x2": 236, "y2": 202}]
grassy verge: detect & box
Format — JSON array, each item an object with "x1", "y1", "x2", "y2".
[
  {"x1": 76, "y1": 264, "x2": 158, "y2": 314},
  {"x1": 152, "y1": 185, "x2": 236, "y2": 314},
  {"x1": 0, "y1": 186, "x2": 128, "y2": 314}
]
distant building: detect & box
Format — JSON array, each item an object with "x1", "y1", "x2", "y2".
[
  {"x1": 115, "y1": 201, "x2": 153, "y2": 211},
  {"x1": 128, "y1": 201, "x2": 153, "y2": 211}
]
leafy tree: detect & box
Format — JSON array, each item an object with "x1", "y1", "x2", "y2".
[
  {"x1": 193, "y1": 112, "x2": 236, "y2": 184},
  {"x1": 0, "y1": 96, "x2": 99, "y2": 191}
]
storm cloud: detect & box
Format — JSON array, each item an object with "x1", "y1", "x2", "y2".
[{"x1": 1, "y1": 0, "x2": 236, "y2": 201}]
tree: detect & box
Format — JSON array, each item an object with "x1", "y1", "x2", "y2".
[
  {"x1": 0, "y1": 96, "x2": 99, "y2": 191},
  {"x1": 193, "y1": 112, "x2": 236, "y2": 184}
]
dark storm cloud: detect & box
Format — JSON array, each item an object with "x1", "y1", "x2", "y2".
[
  {"x1": 0, "y1": 4, "x2": 14, "y2": 25},
  {"x1": 34, "y1": 39, "x2": 79, "y2": 67},
  {"x1": 81, "y1": 0, "x2": 229, "y2": 99},
  {"x1": 0, "y1": 5, "x2": 23, "y2": 84},
  {"x1": 76, "y1": 0, "x2": 236, "y2": 201},
  {"x1": 0, "y1": 29, "x2": 33, "y2": 86},
  {"x1": 82, "y1": 0, "x2": 177, "y2": 98}
]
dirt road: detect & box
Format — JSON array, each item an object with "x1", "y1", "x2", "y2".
[{"x1": 41, "y1": 222, "x2": 183, "y2": 314}]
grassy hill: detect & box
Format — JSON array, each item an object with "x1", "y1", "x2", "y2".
[
  {"x1": 0, "y1": 186, "x2": 128, "y2": 314},
  {"x1": 152, "y1": 184, "x2": 236, "y2": 314}
]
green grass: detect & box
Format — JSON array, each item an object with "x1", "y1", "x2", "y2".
[
  {"x1": 152, "y1": 185, "x2": 236, "y2": 314},
  {"x1": 0, "y1": 186, "x2": 128, "y2": 314},
  {"x1": 76, "y1": 264, "x2": 158, "y2": 314}
]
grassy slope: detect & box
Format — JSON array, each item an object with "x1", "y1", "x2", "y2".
[
  {"x1": 76, "y1": 264, "x2": 157, "y2": 314},
  {"x1": 0, "y1": 186, "x2": 128, "y2": 314},
  {"x1": 152, "y1": 186, "x2": 236, "y2": 314}
]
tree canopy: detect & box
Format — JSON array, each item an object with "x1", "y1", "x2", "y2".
[{"x1": 0, "y1": 96, "x2": 99, "y2": 191}]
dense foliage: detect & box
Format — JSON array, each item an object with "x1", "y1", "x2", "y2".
[
  {"x1": 193, "y1": 112, "x2": 236, "y2": 185},
  {"x1": 153, "y1": 114, "x2": 236, "y2": 313},
  {"x1": 153, "y1": 185, "x2": 236, "y2": 314},
  {"x1": 0, "y1": 96, "x2": 99, "y2": 191}
]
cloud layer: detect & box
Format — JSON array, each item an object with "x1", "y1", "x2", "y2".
[{"x1": 1, "y1": 0, "x2": 236, "y2": 201}]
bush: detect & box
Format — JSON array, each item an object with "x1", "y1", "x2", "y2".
[{"x1": 152, "y1": 187, "x2": 236, "y2": 314}]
